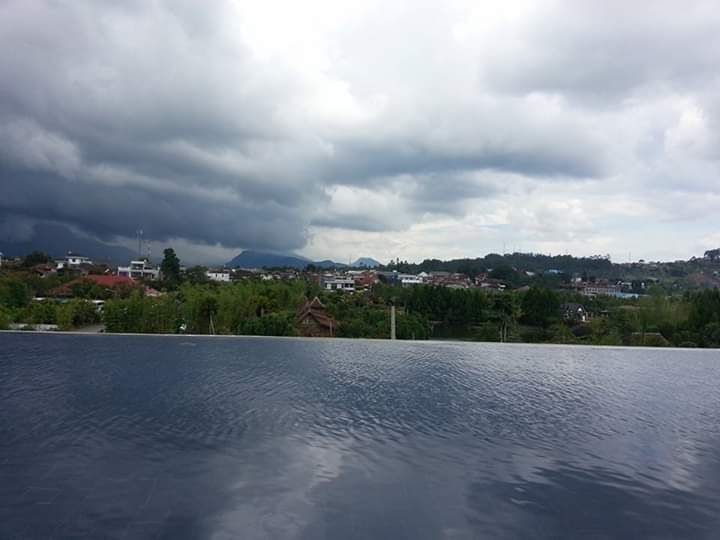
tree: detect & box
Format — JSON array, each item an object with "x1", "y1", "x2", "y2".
[
  {"x1": 0, "y1": 278, "x2": 32, "y2": 309},
  {"x1": 183, "y1": 266, "x2": 209, "y2": 285},
  {"x1": 0, "y1": 306, "x2": 11, "y2": 329},
  {"x1": 22, "y1": 251, "x2": 52, "y2": 267},
  {"x1": 493, "y1": 294, "x2": 519, "y2": 342},
  {"x1": 520, "y1": 287, "x2": 560, "y2": 329},
  {"x1": 704, "y1": 248, "x2": 720, "y2": 262},
  {"x1": 160, "y1": 248, "x2": 181, "y2": 286},
  {"x1": 489, "y1": 265, "x2": 516, "y2": 282}
]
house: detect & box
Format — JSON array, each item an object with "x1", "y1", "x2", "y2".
[
  {"x1": 579, "y1": 281, "x2": 621, "y2": 297},
  {"x1": 55, "y1": 252, "x2": 93, "y2": 274},
  {"x1": 62, "y1": 252, "x2": 93, "y2": 267},
  {"x1": 321, "y1": 275, "x2": 355, "y2": 292},
  {"x1": 353, "y1": 271, "x2": 379, "y2": 291},
  {"x1": 561, "y1": 303, "x2": 589, "y2": 323},
  {"x1": 117, "y1": 259, "x2": 161, "y2": 280},
  {"x1": 49, "y1": 275, "x2": 139, "y2": 298},
  {"x1": 31, "y1": 263, "x2": 57, "y2": 278},
  {"x1": 399, "y1": 274, "x2": 423, "y2": 286},
  {"x1": 296, "y1": 297, "x2": 338, "y2": 337},
  {"x1": 206, "y1": 268, "x2": 231, "y2": 282},
  {"x1": 476, "y1": 277, "x2": 507, "y2": 292},
  {"x1": 54, "y1": 252, "x2": 91, "y2": 274}
]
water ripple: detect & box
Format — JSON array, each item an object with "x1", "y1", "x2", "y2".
[{"x1": 2, "y1": 334, "x2": 720, "y2": 539}]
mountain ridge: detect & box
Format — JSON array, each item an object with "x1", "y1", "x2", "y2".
[{"x1": 226, "y1": 250, "x2": 380, "y2": 269}]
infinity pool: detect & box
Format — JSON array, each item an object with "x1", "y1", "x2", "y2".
[{"x1": 1, "y1": 333, "x2": 719, "y2": 539}]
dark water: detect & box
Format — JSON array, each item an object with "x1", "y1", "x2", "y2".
[{"x1": 2, "y1": 334, "x2": 720, "y2": 539}]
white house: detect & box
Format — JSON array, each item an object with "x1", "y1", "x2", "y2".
[
  {"x1": 57, "y1": 252, "x2": 93, "y2": 270},
  {"x1": 322, "y1": 275, "x2": 355, "y2": 292},
  {"x1": 117, "y1": 260, "x2": 161, "y2": 280},
  {"x1": 399, "y1": 274, "x2": 423, "y2": 286},
  {"x1": 206, "y1": 268, "x2": 231, "y2": 282}
]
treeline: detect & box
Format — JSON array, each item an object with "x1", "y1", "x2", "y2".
[
  {"x1": 100, "y1": 280, "x2": 430, "y2": 339},
  {"x1": 373, "y1": 284, "x2": 720, "y2": 347},
  {"x1": 383, "y1": 252, "x2": 615, "y2": 277}
]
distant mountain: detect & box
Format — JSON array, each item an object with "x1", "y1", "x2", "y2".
[
  {"x1": 0, "y1": 223, "x2": 137, "y2": 264},
  {"x1": 226, "y1": 250, "x2": 311, "y2": 269},
  {"x1": 226, "y1": 250, "x2": 352, "y2": 269},
  {"x1": 315, "y1": 259, "x2": 347, "y2": 269},
  {"x1": 352, "y1": 257, "x2": 381, "y2": 268}
]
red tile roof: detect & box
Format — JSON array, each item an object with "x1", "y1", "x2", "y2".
[
  {"x1": 84, "y1": 275, "x2": 136, "y2": 287},
  {"x1": 49, "y1": 275, "x2": 139, "y2": 297}
]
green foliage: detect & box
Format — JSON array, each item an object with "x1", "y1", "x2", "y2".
[
  {"x1": 22, "y1": 251, "x2": 52, "y2": 267},
  {"x1": 56, "y1": 299, "x2": 100, "y2": 330},
  {"x1": 237, "y1": 313, "x2": 296, "y2": 336},
  {"x1": 520, "y1": 287, "x2": 560, "y2": 329},
  {"x1": 56, "y1": 303, "x2": 75, "y2": 330},
  {"x1": 0, "y1": 306, "x2": 10, "y2": 329},
  {"x1": 387, "y1": 252, "x2": 614, "y2": 278},
  {"x1": 104, "y1": 292, "x2": 181, "y2": 334},
  {"x1": 547, "y1": 323, "x2": 577, "y2": 344},
  {"x1": 70, "y1": 279, "x2": 111, "y2": 299},
  {"x1": 183, "y1": 266, "x2": 209, "y2": 285},
  {"x1": 24, "y1": 301, "x2": 58, "y2": 324},
  {"x1": 0, "y1": 278, "x2": 32, "y2": 309},
  {"x1": 160, "y1": 248, "x2": 181, "y2": 287},
  {"x1": 404, "y1": 286, "x2": 489, "y2": 326},
  {"x1": 488, "y1": 265, "x2": 518, "y2": 283}
]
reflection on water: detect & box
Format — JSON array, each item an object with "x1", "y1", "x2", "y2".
[{"x1": 1, "y1": 334, "x2": 720, "y2": 539}]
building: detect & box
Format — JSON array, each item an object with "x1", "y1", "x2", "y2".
[
  {"x1": 561, "y1": 303, "x2": 588, "y2": 323},
  {"x1": 31, "y1": 263, "x2": 57, "y2": 278},
  {"x1": 206, "y1": 268, "x2": 231, "y2": 282},
  {"x1": 476, "y1": 277, "x2": 507, "y2": 292},
  {"x1": 399, "y1": 274, "x2": 423, "y2": 287},
  {"x1": 296, "y1": 297, "x2": 338, "y2": 337},
  {"x1": 321, "y1": 275, "x2": 355, "y2": 292},
  {"x1": 49, "y1": 275, "x2": 139, "y2": 298},
  {"x1": 65, "y1": 252, "x2": 93, "y2": 266},
  {"x1": 117, "y1": 260, "x2": 161, "y2": 280},
  {"x1": 56, "y1": 252, "x2": 93, "y2": 271},
  {"x1": 353, "y1": 271, "x2": 379, "y2": 291},
  {"x1": 579, "y1": 281, "x2": 621, "y2": 297},
  {"x1": 429, "y1": 272, "x2": 471, "y2": 289}
]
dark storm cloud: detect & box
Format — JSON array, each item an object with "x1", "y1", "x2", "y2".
[
  {"x1": 1, "y1": 0, "x2": 719, "y2": 261},
  {"x1": 0, "y1": 165, "x2": 308, "y2": 251}
]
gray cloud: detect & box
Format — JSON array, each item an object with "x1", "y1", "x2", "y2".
[{"x1": 1, "y1": 0, "x2": 720, "y2": 262}]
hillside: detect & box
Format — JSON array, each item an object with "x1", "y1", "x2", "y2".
[{"x1": 226, "y1": 251, "x2": 311, "y2": 269}]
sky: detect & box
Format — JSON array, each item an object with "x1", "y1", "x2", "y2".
[{"x1": 1, "y1": 0, "x2": 719, "y2": 265}]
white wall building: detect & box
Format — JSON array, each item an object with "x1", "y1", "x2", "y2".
[
  {"x1": 400, "y1": 274, "x2": 423, "y2": 286},
  {"x1": 117, "y1": 260, "x2": 160, "y2": 280},
  {"x1": 57, "y1": 252, "x2": 93, "y2": 270},
  {"x1": 206, "y1": 269, "x2": 231, "y2": 282},
  {"x1": 322, "y1": 276, "x2": 355, "y2": 292}
]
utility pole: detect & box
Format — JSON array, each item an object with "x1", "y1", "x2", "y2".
[
  {"x1": 390, "y1": 305, "x2": 396, "y2": 340},
  {"x1": 136, "y1": 229, "x2": 143, "y2": 259}
]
